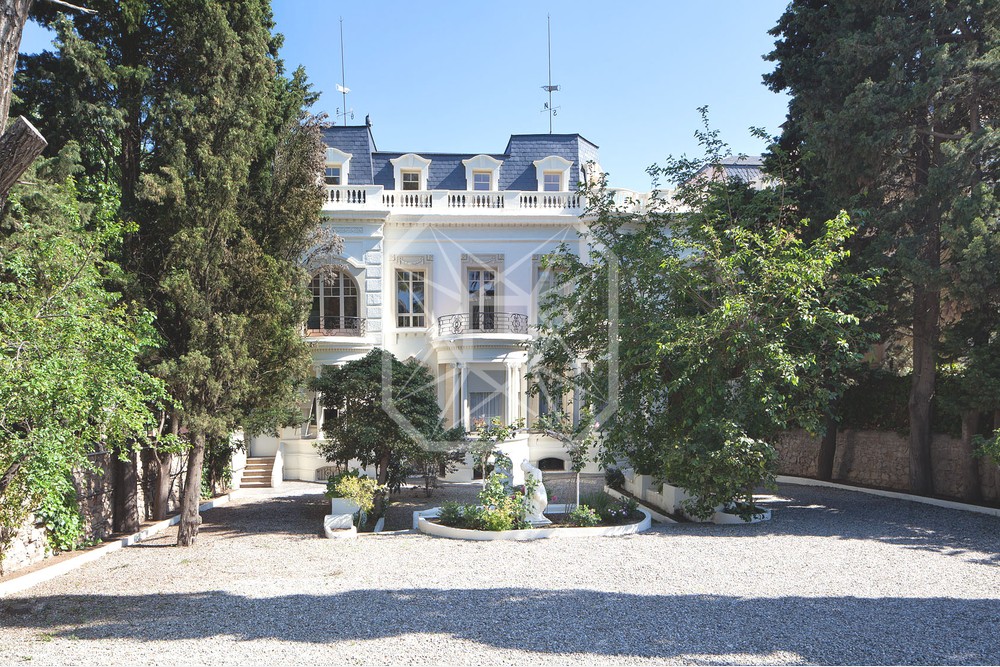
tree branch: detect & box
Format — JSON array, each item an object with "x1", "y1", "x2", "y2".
[{"x1": 42, "y1": 0, "x2": 97, "y2": 14}]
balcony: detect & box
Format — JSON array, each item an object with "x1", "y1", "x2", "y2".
[
  {"x1": 324, "y1": 185, "x2": 584, "y2": 216},
  {"x1": 438, "y1": 312, "x2": 530, "y2": 336},
  {"x1": 304, "y1": 315, "x2": 366, "y2": 337},
  {"x1": 324, "y1": 185, "x2": 652, "y2": 217}
]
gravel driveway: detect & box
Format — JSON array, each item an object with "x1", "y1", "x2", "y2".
[{"x1": 2, "y1": 481, "x2": 999, "y2": 665}]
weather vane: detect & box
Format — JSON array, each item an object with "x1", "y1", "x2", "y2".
[
  {"x1": 540, "y1": 14, "x2": 560, "y2": 133},
  {"x1": 336, "y1": 17, "x2": 354, "y2": 126}
]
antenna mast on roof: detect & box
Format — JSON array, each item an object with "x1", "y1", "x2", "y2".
[
  {"x1": 540, "y1": 14, "x2": 560, "y2": 133},
  {"x1": 336, "y1": 17, "x2": 354, "y2": 126}
]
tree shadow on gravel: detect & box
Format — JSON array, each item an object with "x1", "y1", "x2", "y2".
[
  {"x1": 744, "y1": 484, "x2": 1000, "y2": 567},
  {"x1": 2, "y1": 588, "x2": 997, "y2": 664}
]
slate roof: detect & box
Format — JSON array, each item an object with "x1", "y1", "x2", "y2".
[
  {"x1": 322, "y1": 125, "x2": 600, "y2": 191},
  {"x1": 694, "y1": 156, "x2": 766, "y2": 187}
]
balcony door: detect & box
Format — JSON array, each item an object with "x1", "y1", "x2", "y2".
[
  {"x1": 468, "y1": 269, "x2": 496, "y2": 330},
  {"x1": 309, "y1": 269, "x2": 359, "y2": 333}
]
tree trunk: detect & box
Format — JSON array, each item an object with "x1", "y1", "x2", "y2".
[
  {"x1": 0, "y1": 0, "x2": 34, "y2": 130},
  {"x1": 817, "y1": 411, "x2": 838, "y2": 481},
  {"x1": 0, "y1": 454, "x2": 26, "y2": 500},
  {"x1": 152, "y1": 451, "x2": 174, "y2": 520},
  {"x1": 0, "y1": 115, "x2": 47, "y2": 199},
  {"x1": 112, "y1": 446, "x2": 140, "y2": 534},
  {"x1": 153, "y1": 413, "x2": 183, "y2": 520},
  {"x1": 909, "y1": 282, "x2": 939, "y2": 495},
  {"x1": 959, "y1": 411, "x2": 982, "y2": 503},
  {"x1": 176, "y1": 431, "x2": 205, "y2": 547}
]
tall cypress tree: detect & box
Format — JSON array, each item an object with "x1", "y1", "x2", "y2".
[
  {"x1": 765, "y1": 0, "x2": 1000, "y2": 494},
  {"x1": 15, "y1": 0, "x2": 328, "y2": 542}
]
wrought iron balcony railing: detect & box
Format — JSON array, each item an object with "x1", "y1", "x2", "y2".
[
  {"x1": 305, "y1": 315, "x2": 366, "y2": 337},
  {"x1": 437, "y1": 312, "x2": 530, "y2": 336}
]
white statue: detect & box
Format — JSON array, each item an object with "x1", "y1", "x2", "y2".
[{"x1": 520, "y1": 459, "x2": 551, "y2": 525}]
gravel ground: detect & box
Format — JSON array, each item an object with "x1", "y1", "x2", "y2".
[{"x1": 2, "y1": 481, "x2": 999, "y2": 665}]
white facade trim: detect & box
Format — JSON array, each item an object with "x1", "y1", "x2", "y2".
[
  {"x1": 325, "y1": 147, "x2": 353, "y2": 185},
  {"x1": 532, "y1": 155, "x2": 573, "y2": 191},
  {"x1": 461, "y1": 154, "x2": 503, "y2": 191},
  {"x1": 390, "y1": 153, "x2": 432, "y2": 191}
]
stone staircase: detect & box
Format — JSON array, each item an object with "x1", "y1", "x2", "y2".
[{"x1": 241, "y1": 457, "x2": 276, "y2": 489}]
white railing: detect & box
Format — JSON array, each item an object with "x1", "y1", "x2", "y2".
[
  {"x1": 324, "y1": 185, "x2": 588, "y2": 215},
  {"x1": 325, "y1": 185, "x2": 382, "y2": 206}
]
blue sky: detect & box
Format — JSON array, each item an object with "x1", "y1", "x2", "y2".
[{"x1": 18, "y1": 1, "x2": 791, "y2": 192}]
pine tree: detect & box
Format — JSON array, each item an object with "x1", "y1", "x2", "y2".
[{"x1": 765, "y1": 0, "x2": 1000, "y2": 494}]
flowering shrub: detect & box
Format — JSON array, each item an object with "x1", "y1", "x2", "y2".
[
  {"x1": 567, "y1": 505, "x2": 600, "y2": 527},
  {"x1": 435, "y1": 471, "x2": 531, "y2": 531},
  {"x1": 598, "y1": 497, "x2": 641, "y2": 525}
]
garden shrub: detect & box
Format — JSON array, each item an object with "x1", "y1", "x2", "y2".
[
  {"x1": 598, "y1": 497, "x2": 641, "y2": 525},
  {"x1": 604, "y1": 467, "x2": 625, "y2": 490},
  {"x1": 567, "y1": 505, "x2": 599, "y2": 527}
]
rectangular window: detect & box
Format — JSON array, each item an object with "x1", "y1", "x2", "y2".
[
  {"x1": 396, "y1": 269, "x2": 426, "y2": 328},
  {"x1": 543, "y1": 172, "x2": 562, "y2": 191},
  {"x1": 325, "y1": 166, "x2": 341, "y2": 186},
  {"x1": 536, "y1": 263, "x2": 567, "y2": 327},
  {"x1": 473, "y1": 171, "x2": 491, "y2": 191},
  {"x1": 401, "y1": 171, "x2": 420, "y2": 190},
  {"x1": 470, "y1": 392, "x2": 503, "y2": 424}
]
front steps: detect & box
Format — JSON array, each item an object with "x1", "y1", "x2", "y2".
[{"x1": 241, "y1": 457, "x2": 276, "y2": 488}]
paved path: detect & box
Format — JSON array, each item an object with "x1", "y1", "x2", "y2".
[{"x1": 2, "y1": 482, "x2": 999, "y2": 665}]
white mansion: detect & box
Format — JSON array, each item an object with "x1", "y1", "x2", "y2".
[{"x1": 247, "y1": 122, "x2": 648, "y2": 484}]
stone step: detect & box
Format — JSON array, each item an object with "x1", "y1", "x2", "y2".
[{"x1": 241, "y1": 456, "x2": 275, "y2": 488}]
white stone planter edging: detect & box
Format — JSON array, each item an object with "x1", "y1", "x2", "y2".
[
  {"x1": 776, "y1": 475, "x2": 1000, "y2": 518},
  {"x1": 605, "y1": 487, "x2": 677, "y2": 524},
  {"x1": 0, "y1": 494, "x2": 234, "y2": 598},
  {"x1": 415, "y1": 504, "x2": 652, "y2": 541}
]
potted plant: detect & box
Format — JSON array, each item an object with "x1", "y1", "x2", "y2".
[{"x1": 326, "y1": 470, "x2": 381, "y2": 526}]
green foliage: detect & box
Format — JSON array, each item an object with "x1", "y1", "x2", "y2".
[
  {"x1": 314, "y1": 349, "x2": 462, "y2": 491},
  {"x1": 599, "y1": 497, "x2": 641, "y2": 526},
  {"x1": 34, "y1": 478, "x2": 84, "y2": 553},
  {"x1": 14, "y1": 1, "x2": 331, "y2": 542},
  {"x1": 331, "y1": 475, "x2": 382, "y2": 517},
  {"x1": 468, "y1": 417, "x2": 524, "y2": 483},
  {"x1": 567, "y1": 505, "x2": 599, "y2": 527},
  {"x1": 666, "y1": 429, "x2": 776, "y2": 520},
  {"x1": 436, "y1": 501, "x2": 470, "y2": 527},
  {"x1": 324, "y1": 469, "x2": 364, "y2": 499},
  {"x1": 603, "y1": 468, "x2": 625, "y2": 491},
  {"x1": 530, "y1": 117, "x2": 875, "y2": 514},
  {"x1": 0, "y1": 149, "x2": 163, "y2": 548},
  {"x1": 435, "y1": 472, "x2": 531, "y2": 532},
  {"x1": 764, "y1": 1, "x2": 1000, "y2": 491}
]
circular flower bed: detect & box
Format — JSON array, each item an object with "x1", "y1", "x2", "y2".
[{"x1": 415, "y1": 503, "x2": 652, "y2": 541}]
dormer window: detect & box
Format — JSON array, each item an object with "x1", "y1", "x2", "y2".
[
  {"x1": 324, "y1": 147, "x2": 352, "y2": 186},
  {"x1": 533, "y1": 155, "x2": 573, "y2": 192},
  {"x1": 462, "y1": 154, "x2": 502, "y2": 191},
  {"x1": 473, "y1": 171, "x2": 492, "y2": 191},
  {"x1": 402, "y1": 171, "x2": 420, "y2": 190},
  {"x1": 325, "y1": 166, "x2": 341, "y2": 186},
  {"x1": 390, "y1": 153, "x2": 432, "y2": 191}
]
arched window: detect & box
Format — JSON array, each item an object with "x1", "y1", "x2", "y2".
[{"x1": 307, "y1": 269, "x2": 361, "y2": 335}]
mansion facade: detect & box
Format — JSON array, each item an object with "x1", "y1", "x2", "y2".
[{"x1": 248, "y1": 122, "x2": 647, "y2": 483}]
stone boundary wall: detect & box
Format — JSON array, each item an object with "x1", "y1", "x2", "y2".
[
  {"x1": 1, "y1": 448, "x2": 189, "y2": 577},
  {"x1": 775, "y1": 429, "x2": 1000, "y2": 503}
]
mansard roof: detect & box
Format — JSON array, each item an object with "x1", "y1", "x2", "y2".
[{"x1": 321, "y1": 125, "x2": 600, "y2": 190}]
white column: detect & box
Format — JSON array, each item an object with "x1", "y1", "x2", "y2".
[
  {"x1": 520, "y1": 366, "x2": 529, "y2": 424},
  {"x1": 460, "y1": 363, "x2": 470, "y2": 432},
  {"x1": 505, "y1": 363, "x2": 517, "y2": 425}
]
